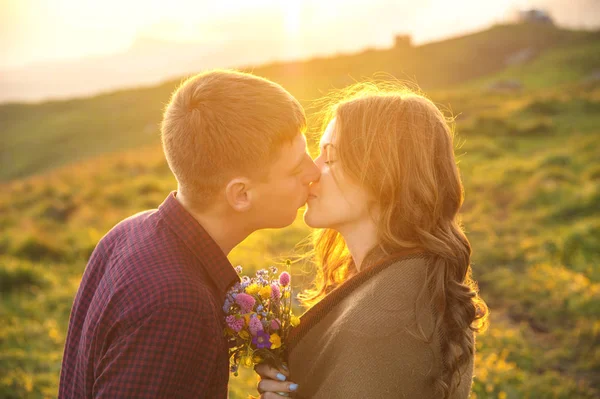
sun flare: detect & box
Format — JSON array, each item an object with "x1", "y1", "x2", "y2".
[{"x1": 284, "y1": 0, "x2": 303, "y2": 36}]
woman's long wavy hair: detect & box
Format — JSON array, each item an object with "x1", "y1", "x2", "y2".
[{"x1": 298, "y1": 81, "x2": 489, "y2": 398}]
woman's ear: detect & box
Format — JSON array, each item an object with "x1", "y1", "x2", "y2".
[{"x1": 225, "y1": 177, "x2": 253, "y2": 212}]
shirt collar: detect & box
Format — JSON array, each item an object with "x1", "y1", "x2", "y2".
[{"x1": 158, "y1": 191, "x2": 240, "y2": 296}]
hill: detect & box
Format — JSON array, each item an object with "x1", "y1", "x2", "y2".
[{"x1": 1, "y1": 23, "x2": 599, "y2": 182}]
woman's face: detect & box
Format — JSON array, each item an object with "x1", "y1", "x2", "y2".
[{"x1": 304, "y1": 118, "x2": 373, "y2": 230}]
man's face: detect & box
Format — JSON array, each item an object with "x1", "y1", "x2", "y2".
[{"x1": 251, "y1": 134, "x2": 320, "y2": 228}]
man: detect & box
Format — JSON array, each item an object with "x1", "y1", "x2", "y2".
[{"x1": 59, "y1": 70, "x2": 319, "y2": 398}]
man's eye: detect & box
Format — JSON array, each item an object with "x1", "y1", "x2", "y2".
[{"x1": 324, "y1": 160, "x2": 335, "y2": 165}]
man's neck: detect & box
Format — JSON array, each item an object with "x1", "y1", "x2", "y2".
[{"x1": 175, "y1": 192, "x2": 250, "y2": 255}]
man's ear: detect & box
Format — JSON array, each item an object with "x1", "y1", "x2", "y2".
[{"x1": 225, "y1": 177, "x2": 253, "y2": 212}]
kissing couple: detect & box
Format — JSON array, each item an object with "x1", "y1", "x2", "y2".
[{"x1": 59, "y1": 70, "x2": 488, "y2": 399}]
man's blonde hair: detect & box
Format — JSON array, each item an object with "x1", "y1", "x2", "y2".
[{"x1": 161, "y1": 69, "x2": 306, "y2": 208}]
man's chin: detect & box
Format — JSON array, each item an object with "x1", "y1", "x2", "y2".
[
  {"x1": 262, "y1": 213, "x2": 297, "y2": 229},
  {"x1": 259, "y1": 204, "x2": 305, "y2": 229}
]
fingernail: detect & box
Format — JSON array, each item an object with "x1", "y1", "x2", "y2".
[
  {"x1": 276, "y1": 373, "x2": 287, "y2": 381},
  {"x1": 289, "y1": 383, "x2": 298, "y2": 391}
]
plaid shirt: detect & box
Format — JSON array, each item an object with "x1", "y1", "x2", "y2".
[{"x1": 59, "y1": 192, "x2": 240, "y2": 398}]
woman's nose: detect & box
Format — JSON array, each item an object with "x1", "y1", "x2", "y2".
[{"x1": 305, "y1": 160, "x2": 321, "y2": 184}]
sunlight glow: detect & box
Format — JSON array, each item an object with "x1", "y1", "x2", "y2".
[
  {"x1": 2, "y1": 0, "x2": 596, "y2": 70},
  {"x1": 284, "y1": 0, "x2": 303, "y2": 37}
]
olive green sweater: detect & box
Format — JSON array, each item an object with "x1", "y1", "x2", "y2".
[{"x1": 286, "y1": 253, "x2": 474, "y2": 399}]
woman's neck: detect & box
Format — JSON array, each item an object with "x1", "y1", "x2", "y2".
[{"x1": 338, "y1": 218, "x2": 379, "y2": 272}]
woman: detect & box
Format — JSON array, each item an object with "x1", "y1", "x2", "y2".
[{"x1": 256, "y1": 83, "x2": 488, "y2": 399}]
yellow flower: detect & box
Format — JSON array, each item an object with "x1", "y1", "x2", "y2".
[
  {"x1": 259, "y1": 285, "x2": 272, "y2": 300},
  {"x1": 283, "y1": 291, "x2": 291, "y2": 299},
  {"x1": 239, "y1": 330, "x2": 250, "y2": 340},
  {"x1": 290, "y1": 316, "x2": 301, "y2": 327},
  {"x1": 241, "y1": 355, "x2": 253, "y2": 367},
  {"x1": 270, "y1": 333, "x2": 282, "y2": 349},
  {"x1": 246, "y1": 284, "x2": 260, "y2": 295}
]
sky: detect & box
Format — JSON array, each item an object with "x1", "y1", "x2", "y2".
[{"x1": 2, "y1": 0, "x2": 599, "y2": 70}]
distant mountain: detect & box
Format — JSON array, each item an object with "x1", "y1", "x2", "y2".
[{"x1": 0, "y1": 36, "x2": 295, "y2": 103}]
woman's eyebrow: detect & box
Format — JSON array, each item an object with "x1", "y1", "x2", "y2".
[{"x1": 323, "y1": 143, "x2": 336, "y2": 154}]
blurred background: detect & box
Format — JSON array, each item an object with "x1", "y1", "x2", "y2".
[{"x1": 1, "y1": 0, "x2": 599, "y2": 398}]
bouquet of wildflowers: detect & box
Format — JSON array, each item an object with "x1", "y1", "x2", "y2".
[{"x1": 224, "y1": 260, "x2": 300, "y2": 376}]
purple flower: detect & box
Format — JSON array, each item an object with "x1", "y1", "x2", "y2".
[
  {"x1": 222, "y1": 299, "x2": 232, "y2": 313},
  {"x1": 270, "y1": 319, "x2": 281, "y2": 330},
  {"x1": 256, "y1": 269, "x2": 268, "y2": 277},
  {"x1": 271, "y1": 284, "x2": 281, "y2": 301},
  {"x1": 252, "y1": 331, "x2": 272, "y2": 349},
  {"x1": 226, "y1": 315, "x2": 244, "y2": 332},
  {"x1": 279, "y1": 272, "x2": 291, "y2": 287},
  {"x1": 249, "y1": 316, "x2": 263, "y2": 336},
  {"x1": 235, "y1": 293, "x2": 256, "y2": 313}
]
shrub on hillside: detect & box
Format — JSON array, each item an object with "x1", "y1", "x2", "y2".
[
  {"x1": 0, "y1": 260, "x2": 47, "y2": 293},
  {"x1": 12, "y1": 234, "x2": 66, "y2": 262}
]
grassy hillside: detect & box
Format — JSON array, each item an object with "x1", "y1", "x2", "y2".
[
  {"x1": 1, "y1": 23, "x2": 599, "y2": 182},
  {"x1": 1, "y1": 23, "x2": 599, "y2": 399}
]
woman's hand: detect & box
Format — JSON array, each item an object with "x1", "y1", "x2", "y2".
[{"x1": 254, "y1": 363, "x2": 299, "y2": 398}]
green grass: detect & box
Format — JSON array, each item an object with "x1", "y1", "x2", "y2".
[
  {"x1": 467, "y1": 37, "x2": 600, "y2": 90},
  {"x1": 1, "y1": 81, "x2": 598, "y2": 398}
]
